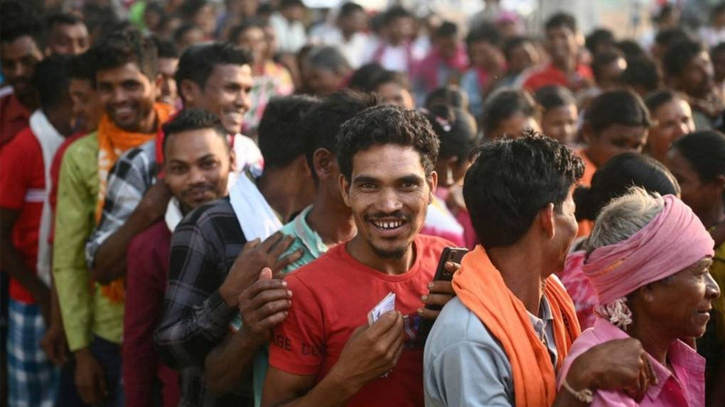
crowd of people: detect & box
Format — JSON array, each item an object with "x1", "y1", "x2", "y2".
[{"x1": 0, "y1": 0, "x2": 724, "y2": 407}]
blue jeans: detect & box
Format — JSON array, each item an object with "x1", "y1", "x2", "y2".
[{"x1": 89, "y1": 336, "x2": 124, "y2": 407}]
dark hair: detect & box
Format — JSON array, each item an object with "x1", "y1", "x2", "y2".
[
  {"x1": 0, "y1": 0, "x2": 43, "y2": 46},
  {"x1": 306, "y1": 45, "x2": 350, "y2": 73},
  {"x1": 383, "y1": 6, "x2": 412, "y2": 27},
  {"x1": 180, "y1": 0, "x2": 209, "y2": 19},
  {"x1": 34, "y1": 56, "x2": 71, "y2": 110},
  {"x1": 91, "y1": 29, "x2": 158, "y2": 80},
  {"x1": 228, "y1": 20, "x2": 265, "y2": 44},
  {"x1": 340, "y1": 2, "x2": 364, "y2": 18},
  {"x1": 280, "y1": 0, "x2": 305, "y2": 9},
  {"x1": 502, "y1": 36, "x2": 532, "y2": 61},
  {"x1": 712, "y1": 42, "x2": 725, "y2": 57},
  {"x1": 535, "y1": 85, "x2": 576, "y2": 111},
  {"x1": 653, "y1": 4, "x2": 677, "y2": 24},
  {"x1": 152, "y1": 37, "x2": 179, "y2": 59},
  {"x1": 655, "y1": 28, "x2": 691, "y2": 51},
  {"x1": 423, "y1": 105, "x2": 478, "y2": 163},
  {"x1": 467, "y1": 22, "x2": 502, "y2": 48},
  {"x1": 45, "y1": 12, "x2": 85, "y2": 34},
  {"x1": 348, "y1": 62, "x2": 386, "y2": 91},
  {"x1": 303, "y1": 91, "x2": 379, "y2": 183},
  {"x1": 435, "y1": 21, "x2": 458, "y2": 39},
  {"x1": 592, "y1": 50, "x2": 624, "y2": 83},
  {"x1": 258, "y1": 95, "x2": 319, "y2": 169},
  {"x1": 644, "y1": 89, "x2": 679, "y2": 114},
  {"x1": 616, "y1": 39, "x2": 646, "y2": 60},
  {"x1": 585, "y1": 90, "x2": 651, "y2": 134},
  {"x1": 714, "y1": 3, "x2": 725, "y2": 15},
  {"x1": 336, "y1": 104, "x2": 440, "y2": 181},
  {"x1": 68, "y1": 51, "x2": 96, "y2": 83},
  {"x1": 663, "y1": 39, "x2": 706, "y2": 77},
  {"x1": 671, "y1": 130, "x2": 725, "y2": 183},
  {"x1": 480, "y1": 88, "x2": 537, "y2": 137},
  {"x1": 463, "y1": 130, "x2": 584, "y2": 248},
  {"x1": 575, "y1": 153, "x2": 680, "y2": 221},
  {"x1": 545, "y1": 12, "x2": 577, "y2": 34},
  {"x1": 175, "y1": 43, "x2": 252, "y2": 101},
  {"x1": 585, "y1": 28, "x2": 615, "y2": 55},
  {"x1": 162, "y1": 108, "x2": 228, "y2": 153},
  {"x1": 621, "y1": 56, "x2": 660, "y2": 93},
  {"x1": 173, "y1": 23, "x2": 200, "y2": 44},
  {"x1": 425, "y1": 85, "x2": 468, "y2": 110},
  {"x1": 369, "y1": 69, "x2": 410, "y2": 92}
]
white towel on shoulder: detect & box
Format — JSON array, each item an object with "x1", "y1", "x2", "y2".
[{"x1": 228, "y1": 170, "x2": 282, "y2": 241}]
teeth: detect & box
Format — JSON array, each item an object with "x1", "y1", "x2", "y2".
[{"x1": 374, "y1": 220, "x2": 402, "y2": 230}]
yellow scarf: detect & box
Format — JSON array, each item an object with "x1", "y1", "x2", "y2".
[
  {"x1": 95, "y1": 102, "x2": 174, "y2": 302},
  {"x1": 452, "y1": 246, "x2": 581, "y2": 407}
]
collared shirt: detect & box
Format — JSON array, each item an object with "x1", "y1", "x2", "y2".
[
  {"x1": 85, "y1": 135, "x2": 262, "y2": 268},
  {"x1": 52, "y1": 132, "x2": 124, "y2": 351},
  {"x1": 155, "y1": 197, "x2": 253, "y2": 407},
  {"x1": 558, "y1": 318, "x2": 706, "y2": 407},
  {"x1": 425, "y1": 296, "x2": 558, "y2": 407},
  {"x1": 0, "y1": 90, "x2": 32, "y2": 148}
]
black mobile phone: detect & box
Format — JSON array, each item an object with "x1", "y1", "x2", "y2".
[{"x1": 418, "y1": 247, "x2": 468, "y2": 339}]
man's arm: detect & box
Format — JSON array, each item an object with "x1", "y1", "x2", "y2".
[
  {"x1": 86, "y1": 146, "x2": 168, "y2": 284},
  {"x1": 0, "y1": 209, "x2": 51, "y2": 320}
]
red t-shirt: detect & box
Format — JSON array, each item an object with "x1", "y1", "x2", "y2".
[
  {"x1": 0, "y1": 91, "x2": 32, "y2": 149},
  {"x1": 522, "y1": 63, "x2": 594, "y2": 93},
  {"x1": 269, "y1": 235, "x2": 451, "y2": 407},
  {"x1": 0, "y1": 127, "x2": 45, "y2": 303}
]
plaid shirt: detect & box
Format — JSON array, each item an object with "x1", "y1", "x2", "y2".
[{"x1": 154, "y1": 197, "x2": 253, "y2": 407}]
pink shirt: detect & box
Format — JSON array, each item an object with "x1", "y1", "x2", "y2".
[{"x1": 558, "y1": 318, "x2": 705, "y2": 407}]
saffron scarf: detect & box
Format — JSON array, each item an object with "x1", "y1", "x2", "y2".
[
  {"x1": 95, "y1": 102, "x2": 174, "y2": 302},
  {"x1": 452, "y1": 246, "x2": 581, "y2": 407}
]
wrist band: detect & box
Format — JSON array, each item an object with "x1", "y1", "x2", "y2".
[{"x1": 562, "y1": 378, "x2": 594, "y2": 403}]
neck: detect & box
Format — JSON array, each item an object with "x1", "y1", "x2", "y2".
[
  {"x1": 136, "y1": 109, "x2": 158, "y2": 134},
  {"x1": 306, "y1": 192, "x2": 356, "y2": 246},
  {"x1": 18, "y1": 91, "x2": 39, "y2": 112},
  {"x1": 698, "y1": 202, "x2": 725, "y2": 229},
  {"x1": 346, "y1": 235, "x2": 415, "y2": 275},
  {"x1": 257, "y1": 166, "x2": 309, "y2": 222},
  {"x1": 553, "y1": 56, "x2": 576, "y2": 74},
  {"x1": 626, "y1": 317, "x2": 672, "y2": 366},
  {"x1": 43, "y1": 107, "x2": 69, "y2": 137},
  {"x1": 341, "y1": 29, "x2": 355, "y2": 41},
  {"x1": 487, "y1": 243, "x2": 547, "y2": 315}
]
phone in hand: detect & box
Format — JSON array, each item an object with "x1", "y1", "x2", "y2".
[{"x1": 418, "y1": 247, "x2": 469, "y2": 339}]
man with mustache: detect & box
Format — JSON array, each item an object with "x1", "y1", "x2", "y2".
[
  {"x1": 52, "y1": 29, "x2": 174, "y2": 406},
  {"x1": 123, "y1": 109, "x2": 236, "y2": 407},
  {"x1": 262, "y1": 105, "x2": 455, "y2": 407},
  {"x1": 0, "y1": 1, "x2": 44, "y2": 151},
  {"x1": 85, "y1": 43, "x2": 262, "y2": 290}
]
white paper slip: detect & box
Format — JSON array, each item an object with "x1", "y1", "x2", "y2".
[{"x1": 367, "y1": 292, "x2": 396, "y2": 326}]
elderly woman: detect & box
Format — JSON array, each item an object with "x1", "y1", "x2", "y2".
[{"x1": 558, "y1": 188, "x2": 721, "y2": 406}]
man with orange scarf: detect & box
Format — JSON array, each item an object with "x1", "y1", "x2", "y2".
[
  {"x1": 52, "y1": 30, "x2": 173, "y2": 406},
  {"x1": 424, "y1": 131, "x2": 659, "y2": 407}
]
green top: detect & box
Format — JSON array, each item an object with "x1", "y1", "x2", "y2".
[
  {"x1": 230, "y1": 205, "x2": 328, "y2": 407},
  {"x1": 52, "y1": 132, "x2": 124, "y2": 351}
]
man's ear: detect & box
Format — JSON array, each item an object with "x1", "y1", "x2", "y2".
[
  {"x1": 179, "y1": 79, "x2": 199, "y2": 105},
  {"x1": 339, "y1": 173, "x2": 351, "y2": 207},
  {"x1": 228, "y1": 149, "x2": 237, "y2": 173},
  {"x1": 539, "y1": 203, "x2": 556, "y2": 239},
  {"x1": 313, "y1": 148, "x2": 334, "y2": 180},
  {"x1": 581, "y1": 123, "x2": 593, "y2": 145},
  {"x1": 428, "y1": 170, "x2": 438, "y2": 205}
]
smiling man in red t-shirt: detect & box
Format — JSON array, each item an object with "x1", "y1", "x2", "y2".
[{"x1": 262, "y1": 105, "x2": 454, "y2": 407}]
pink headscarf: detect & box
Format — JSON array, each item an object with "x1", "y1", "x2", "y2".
[{"x1": 582, "y1": 195, "x2": 714, "y2": 305}]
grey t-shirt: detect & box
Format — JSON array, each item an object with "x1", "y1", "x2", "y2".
[{"x1": 423, "y1": 296, "x2": 558, "y2": 407}]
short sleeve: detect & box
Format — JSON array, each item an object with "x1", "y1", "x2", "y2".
[
  {"x1": 268, "y1": 274, "x2": 325, "y2": 376},
  {"x1": 0, "y1": 133, "x2": 30, "y2": 209}
]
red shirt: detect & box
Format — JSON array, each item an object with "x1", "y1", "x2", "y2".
[
  {"x1": 521, "y1": 63, "x2": 594, "y2": 93},
  {"x1": 270, "y1": 235, "x2": 451, "y2": 407},
  {"x1": 0, "y1": 91, "x2": 32, "y2": 149},
  {"x1": 48, "y1": 133, "x2": 84, "y2": 244},
  {"x1": 0, "y1": 127, "x2": 45, "y2": 303},
  {"x1": 124, "y1": 221, "x2": 180, "y2": 407}
]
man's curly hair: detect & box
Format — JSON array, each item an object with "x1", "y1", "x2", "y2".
[{"x1": 336, "y1": 105, "x2": 440, "y2": 181}]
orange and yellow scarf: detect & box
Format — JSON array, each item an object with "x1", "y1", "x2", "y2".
[
  {"x1": 95, "y1": 102, "x2": 174, "y2": 302},
  {"x1": 452, "y1": 246, "x2": 581, "y2": 407}
]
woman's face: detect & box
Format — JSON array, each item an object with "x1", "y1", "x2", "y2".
[{"x1": 638, "y1": 257, "x2": 720, "y2": 339}]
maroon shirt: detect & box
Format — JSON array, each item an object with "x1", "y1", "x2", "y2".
[{"x1": 124, "y1": 221, "x2": 180, "y2": 407}]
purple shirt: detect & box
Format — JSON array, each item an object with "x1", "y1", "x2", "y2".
[{"x1": 558, "y1": 318, "x2": 705, "y2": 407}]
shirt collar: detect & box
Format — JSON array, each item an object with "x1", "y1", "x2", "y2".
[{"x1": 291, "y1": 205, "x2": 328, "y2": 257}]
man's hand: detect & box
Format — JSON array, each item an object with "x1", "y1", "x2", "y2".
[
  {"x1": 327, "y1": 311, "x2": 405, "y2": 393},
  {"x1": 40, "y1": 321, "x2": 69, "y2": 366},
  {"x1": 220, "y1": 232, "x2": 302, "y2": 307},
  {"x1": 238, "y1": 268, "x2": 293, "y2": 345},
  {"x1": 74, "y1": 348, "x2": 108, "y2": 405},
  {"x1": 418, "y1": 261, "x2": 460, "y2": 320},
  {"x1": 136, "y1": 182, "x2": 172, "y2": 224},
  {"x1": 566, "y1": 338, "x2": 657, "y2": 402}
]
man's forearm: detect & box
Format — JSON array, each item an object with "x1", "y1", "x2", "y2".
[
  {"x1": 91, "y1": 208, "x2": 158, "y2": 285},
  {"x1": 0, "y1": 240, "x2": 50, "y2": 302},
  {"x1": 204, "y1": 331, "x2": 261, "y2": 394},
  {"x1": 265, "y1": 370, "x2": 361, "y2": 407}
]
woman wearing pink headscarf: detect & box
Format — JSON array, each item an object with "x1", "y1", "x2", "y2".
[{"x1": 557, "y1": 188, "x2": 721, "y2": 406}]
